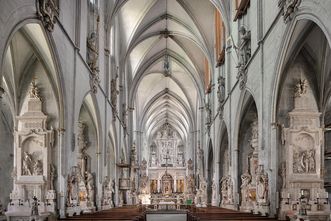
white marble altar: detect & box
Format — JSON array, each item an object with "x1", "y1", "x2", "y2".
[
  {"x1": 66, "y1": 122, "x2": 96, "y2": 216},
  {"x1": 279, "y1": 79, "x2": 330, "y2": 220},
  {"x1": 6, "y1": 81, "x2": 56, "y2": 221}
]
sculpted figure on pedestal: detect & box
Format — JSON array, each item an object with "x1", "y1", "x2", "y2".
[
  {"x1": 212, "y1": 181, "x2": 217, "y2": 203},
  {"x1": 236, "y1": 26, "x2": 251, "y2": 90},
  {"x1": 256, "y1": 166, "x2": 268, "y2": 204},
  {"x1": 110, "y1": 72, "x2": 119, "y2": 120},
  {"x1": 294, "y1": 79, "x2": 308, "y2": 97},
  {"x1": 86, "y1": 171, "x2": 95, "y2": 206},
  {"x1": 36, "y1": 0, "x2": 59, "y2": 32},
  {"x1": 87, "y1": 31, "x2": 99, "y2": 73},
  {"x1": 220, "y1": 176, "x2": 233, "y2": 205},
  {"x1": 31, "y1": 196, "x2": 39, "y2": 216},
  {"x1": 241, "y1": 170, "x2": 252, "y2": 204},
  {"x1": 278, "y1": 0, "x2": 302, "y2": 23},
  {"x1": 227, "y1": 177, "x2": 234, "y2": 204},
  {"x1": 278, "y1": 162, "x2": 286, "y2": 189},
  {"x1": 22, "y1": 152, "x2": 33, "y2": 175},
  {"x1": 33, "y1": 160, "x2": 43, "y2": 176},
  {"x1": 237, "y1": 26, "x2": 251, "y2": 68},
  {"x1": 50, "y1": 164, "x2": 56, "y2": 190},
  {"x1": 102, "y1": 176, "x2": 110, "y2": 206}
]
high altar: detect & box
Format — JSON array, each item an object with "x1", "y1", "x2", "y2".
[{"x1": 137, "y1": 122, "x2": 194, "y2": 207}]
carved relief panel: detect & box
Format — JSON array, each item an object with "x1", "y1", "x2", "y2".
[{"x1": 286, "y1": 127, "x2": 321, "y2": 180}]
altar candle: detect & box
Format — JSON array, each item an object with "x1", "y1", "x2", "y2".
[
  {"x1": 317, "y1": 193, "x2": 320, "y2": 199},
  {"x1": 287, "y1": 193, "x2": 290, "y2": 199}
]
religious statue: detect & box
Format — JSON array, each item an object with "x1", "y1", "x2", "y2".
[
  {"x1": 278, "y1": 162, "x2": 286, "y2": 189},
  {"x1": 139, "y1": 175, "x2": 149, "y2": 194},
  {"x1": 250, "y1": 120, "x2": 258, "y2": 141},
  {"x1": 195, "y1": 189, "x2": 201, "y2": 206},
  {"x1": 36, "y1": 0, "x2": 59, "y2": 32},
  {"x1": 161, "y1": 173, "x2": 173, "y2": 195},
  {"x1": 29, "y1": 80, "x2": 42, "y2": 101},
  {"x1": 33, "y1": 160, "x2": 43, "y2": 176},
  {"x1": 118, "y1": 191, "x2": 124, "y2": 207},
  {"x1": 31, "y1": 196, "x2": 39, "y2": 216},
  {"x1": 22, "y1": 151, "x2": 33, "y2": 175},
  {"x1": 220, "y1": 176, "x2": 228, "y2": 204},
  {"x1": 278, "y1": 0, "x2": 302, "y2": 23},
  {"x1": 197, "y1": 143, "x2": 204, "y2": 179},
  {"x1": 86, "y1": 171, "x2": 95, "y2": 206},
  {"x1": 150, "y1": 154, "x2": 157, "y2": 167},
  {"x1": 205, "y1": 101, "x2": 212, "y2": 134},
  {"x1": 186, "y1": 175, "x2": 195, "y2": 194},
  {"x1": 217, "y1": 76, "x2": 225, "y2": 118},
  {"x1": 150, "y1": 180, "x2": 157, "y2": 194},
  {"x1": 294, "y1": 79, "x2": 308, "y2": 97},
  {"x1": 256, "y1": 166, "x2": 268, "y2": 204},
  {"x1": 102, "y1": 176, "x2": 110, "y2": 206},
  {"x1": 187, "y1": 159, "x2": 193, "y2": 171},
  {"x1": 122, "y1": 103, "x2": 128, "y2": 131},
  {"x1": 110, "y1": 71, "x2": 119, "y2": 120},
  {"x1": 177, "y1": 153, "x2": 184, "y2": 167},
  {"x1": 235, "y1": 26, "x2": 251, "y2": 90},
  {"x1": 77, "y1": 122, "x2": 89, "y2": 176},
  {"x1": 178, "y1": 179, "x2": 184, "y2": 193},
  {"x1": 220, "y1": 176, "x2": 234, "y2": 205},
  {"x1": 67, "y1": 173, "x2": 78, "y2": 206},
  {"x1": 50, "y1": 164, "x2": 56, "y2": 190},
  {"x1": 227, "y1": 178, "x2": 234, "y2": 204},
  {"x1": 87, "y1": 31, "x2": 99, "y2": 72},
  {"x1": 217, "y1": 76, "x2": 225, "y2": 105},
  {"x1": 110, "y1": 179, "x2": 115, "y2": 207},
  {"x1": 237, "y1": 26, "x2": 251, "y2": 68},
  {"x1": 212, "y1": 181, "x2": 217, "y2": 203},
  {"x1": 241, "y1": 170, "x2": 252, "y2": 204}
]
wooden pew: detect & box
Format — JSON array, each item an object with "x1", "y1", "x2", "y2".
[{"x1": 59, "y1": 206, "x2": 146, "y2": 221}]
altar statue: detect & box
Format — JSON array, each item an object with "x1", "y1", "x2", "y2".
[{"x1": 161, "y1": 173, "x2": 173, "y2": 195}]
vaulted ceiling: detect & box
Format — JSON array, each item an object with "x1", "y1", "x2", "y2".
[
  {"x1": 2, "y1": 24, "x2": 60, "y2": 115},
  {"x1": 108, "y1": 0, "x2": 228, "y2": 143}
]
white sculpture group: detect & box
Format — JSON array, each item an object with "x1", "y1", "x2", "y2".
[
  {"x1": 220, "y1": 175, "x2": 234, "y2": 207},
  {"x1": 22, "y1": 151, "x2": 43, "y2": 176},
  {"x1": 66, "y1": 122, "x2": 96, "y2": 215},
  {"x1": 101, "y1": 176, "x2": 115, "y2": 209}
]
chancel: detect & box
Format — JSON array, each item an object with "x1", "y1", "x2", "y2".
[{"x1": 1, "y1": 1, "x2": 331, "y2": 221}]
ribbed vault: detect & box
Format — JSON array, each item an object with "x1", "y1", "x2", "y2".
[{"x1": 108, "y1": 0, "x2": 227, "y2": 159}]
